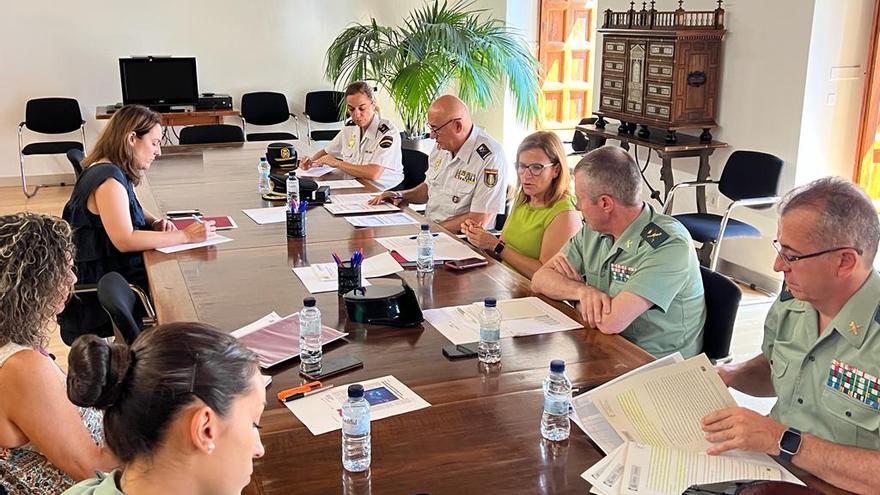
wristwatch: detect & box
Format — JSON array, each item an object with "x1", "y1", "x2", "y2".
[
  {"x1": 778, "y1": 426, "x2": 802, "y2": 462},
  {"x1": 493, "y1": 240, "x2": 506, "y2": 256}
]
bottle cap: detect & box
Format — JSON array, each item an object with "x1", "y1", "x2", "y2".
[
  {"x1": 288, "y1": 170, "x2": 297, "y2": 177},
  {"x1": 550, "y1": 359, "x2": 565, "y2": 373},
  {"x1": 484, "y1": 297, "x2": 497, "y2": 307},
  {"x1": 303, "y1": 297, "x2": 316, "y2": 307},
  {"x1": 420, "y1": 224, "x2": 430, "y2": 231},
  {"x1": 348, "y1": 384, "x2": 364, "y2": 398}
]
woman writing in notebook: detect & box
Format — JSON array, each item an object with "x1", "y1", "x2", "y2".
[
  {"x1": 64, "y1": 323, "x2": 266, "y2": 495},
  {"x1": 60, "y1": 105, "x2": 216, "y2": 340},
  {"x1": 462, "y1": 131, "x2": 582, "y2": 278},
  {"x1": 0, "y1": 212, "x2": 119, "y2": 494},
  {"x1": 299, "y1": 81, "x2": 404, "y2": 190}
]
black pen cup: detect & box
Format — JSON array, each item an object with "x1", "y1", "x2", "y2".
[
  {"x1": 286, "y1": 211, "x2": 306, "y2": 238},
  {"x1": 337, "y1": 262, "x2": 362, "y2": 295}
]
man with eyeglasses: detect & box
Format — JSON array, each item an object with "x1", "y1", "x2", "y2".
[
  {"x1": 532, "y1": 145, "x2": 706, "y2": 358},
  {"x1": 369, "y1": 95, "x2": 506, "y2": 232},
  {"x1": 701, "y1": 177, "x2": 880, "y2": 494}
]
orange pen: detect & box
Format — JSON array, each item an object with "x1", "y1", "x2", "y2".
[{"x1": 276, "y1": 381, "x2": 321, "y2": 402}]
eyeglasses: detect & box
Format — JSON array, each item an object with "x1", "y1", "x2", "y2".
[
  {"x1": 428, "y1": 118, "x2": 461, "y2": 134},
  {"x1": 516, "y1": 161, "x2": 558, "y2": 175},
  {"x1": 772, "y1": 239, "x2": 862, "y2": 265}
]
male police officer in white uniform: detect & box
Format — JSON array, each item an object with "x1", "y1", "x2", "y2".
[
  {"x1": 369, "y1": 95, "x2": 507, "y2": 233},
  {"x1": 301, "y1": 82, "x2": 403, "y2": 190}
]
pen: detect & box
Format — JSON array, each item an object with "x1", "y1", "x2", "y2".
[
  {"x1": 191, "y1": 214, "x2": 204, "y2": 224},
  {"x1": 276, "y1": 380, "x2": 321, "y2": 401},
  {"x1": 299, "y1": 200, "x2": 309, "y2": 213},
  {"x1": 408, "y1": 233, "x2": 440, "y2": 240},
  {"x1": 331, "y1": 252, "x2": 343, "y2": 266},
  {"x1": 283, "y1": 384, "x2": 335, "y2": 403}
]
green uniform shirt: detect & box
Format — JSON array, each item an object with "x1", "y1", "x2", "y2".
[
  {"x1": 763, "y1": 270, "x2": 880, "y2": 450},
  {"x1": 560, "y1": 203, "x2": 705, "y2": 358},
  {"x1": 502, "y1": 195, "x2": 577, "y2": 260},
  {"x1": 62, "y1": 471, "x2": 123, "y2": 495}
]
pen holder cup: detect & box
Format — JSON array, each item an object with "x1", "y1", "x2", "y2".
[
  {"x1": 337, "y1": 262, "x2": 362, "y2": 295},
  {"x1": 286, "y1": 211, "x2": 306, "y2": 238}
]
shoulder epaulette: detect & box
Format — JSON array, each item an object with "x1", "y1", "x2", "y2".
[
  {"x1": 378, "y1": 121, "x2": 390, "y2": 134},
  {"x1": 640, "y1": 222, "x2": 670, "y2": 248},
  {"x1": 476, "y1": 143, "x2": 493, "y2": 160}
]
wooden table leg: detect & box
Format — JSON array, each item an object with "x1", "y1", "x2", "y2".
[{"x1": 695, "y1": 150, "x2": 714, "y2": 214}]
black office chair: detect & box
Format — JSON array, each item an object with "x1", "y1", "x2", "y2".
[
  {"x1": 700, "y1": 267, "x2": 742, "y2": 364},
  {"x1": 18, "y1": 97, "x2": 86, "y2": 197},
  {"x1": 663, "y1": 150, "x2": 784, "y2": 270},
  {"x1": 97, "y1": 272, "x2": 157, "y2": 344},
  {"x1": 304, "y1": 90, "x2": 345, "y2": 143},
  {"x1": 392, "y1": 148, "x2": 429, "y2": 191},
  {"x1": 240, "y1": 92, "x2": 298, "y2": 142},
  {"x1": 179, "y1": 124, "x2": 245, "y2": 145},
  {"x1": 568, "y1": 117, "x2": 596, "y2": 155},
  {"x1": 60, "y1": 275, "x2": 156, "y2": 346},
  {"x1": 66, "y1": 148, "x2": 85, "y2": 180}
]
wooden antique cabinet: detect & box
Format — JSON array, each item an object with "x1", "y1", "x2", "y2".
[{"x1": 595, "y1": 1, "x2": 725, "y2": 143}]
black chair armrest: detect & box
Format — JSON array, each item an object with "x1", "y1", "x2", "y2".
[{"x1": 72, "y1": 283, "x2": 98, "y2": 294}]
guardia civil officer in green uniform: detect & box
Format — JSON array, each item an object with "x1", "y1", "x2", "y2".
[
  {"x1": 531, "y1": 145, "x2": 706, "y2": 358},
  {"x1": 702, "y1": 178, "x2": 880, "y2": 494}
]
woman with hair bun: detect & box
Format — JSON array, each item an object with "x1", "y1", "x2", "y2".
[
  {"x1": 63, "y1": 322, "x2": 266, "y2": 495},
  {"x1": 0, "y1": 212, "x2": 118, "y2": 494}
]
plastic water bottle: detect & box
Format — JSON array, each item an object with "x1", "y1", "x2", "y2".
[
  {"x1": 257, "y1": 156, "x2": 271, "y2": 195},
  {"x1": 342, "y1": 384, "x2": 371, "y2": 472},
  {"x1": 478, "y1": 297, "x2": 502, "y2": 364},
  {"x1": 286, "y1": 171, "x2": 300, "y2": 211},
  {"x1": 540, "y1": 359, "x2": 572, "y2": 441},
  {"x1": 416, "y1": 224, "x2": 434, "y2": 273},
  {"x1": 299, "y1": 297, "x2": 322, "y2": 369}
]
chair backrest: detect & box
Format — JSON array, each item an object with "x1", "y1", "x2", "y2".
[
  {"x1": 304, "y1": 90, "x2": 346, "y2": 123},
  {"x1": 241, "y1": 92, "x2": 291, "y2": 126},
  {"x1": 66, "y1": 148, "x2": 85, "y2": 179},
  {"x1": 395, "y1": 148, "x2": 429, "y2": 191},
  {"x1": 700, "y1": 266, "x2": 742, "y2": 361},
  {"x1": 25, "y1": 97, "x2": 83, "y2": 134},
  {"x1": 179, "y1": 124, "x2": 245, "y2": 145},
  {"x1": 96, "y1": 272, "x2": 143, "y2": 344},
  {"x1": 571, "y1": 117, "x2": 596, "y2": 153},
  {"x1": 718, "y1": 150, "x2": 784, "y2": 202}
]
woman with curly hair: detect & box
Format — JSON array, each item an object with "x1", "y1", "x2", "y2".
[{"x1": 0, "y1": 212, "x2": 118, "y2": 494}]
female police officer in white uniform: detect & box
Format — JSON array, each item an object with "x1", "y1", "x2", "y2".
[{"x1": 300, "y1": 82, "x2": 404, "y2": 190}]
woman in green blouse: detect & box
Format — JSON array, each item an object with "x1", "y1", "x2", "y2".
[{"x1": 462, "y1": 131, "x2": 582, "y2": 278}]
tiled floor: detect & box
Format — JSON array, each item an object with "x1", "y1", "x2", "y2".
[{"x1": 0, "y1": 184, "x2": 774, "y2": 371}]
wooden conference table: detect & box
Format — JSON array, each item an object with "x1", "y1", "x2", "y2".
[{"x1": 137, "y1": 142, "x2": 845, "y2": 495}]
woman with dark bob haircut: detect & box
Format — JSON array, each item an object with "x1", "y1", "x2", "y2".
[
  {"x1": 0, "y1": 212, "x2": 118, "y2": 493},
  {"x1": 63, "y1": 322, "x2": 266, "y2": 495}
]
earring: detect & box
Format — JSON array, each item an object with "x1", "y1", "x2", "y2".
[{"x1": 208, "y1": 442, "x2": 215, "y2": 453}]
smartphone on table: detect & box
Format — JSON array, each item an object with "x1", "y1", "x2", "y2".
[
  {"x1": 444, "y1": 257, "x2": 488, "y2": 271},
  {"x1": 442, "y1": 342, "x2": 479, "y2": 359},
  {"x1": 299, "y1": 355, "x2": 364, "y2": 381}
]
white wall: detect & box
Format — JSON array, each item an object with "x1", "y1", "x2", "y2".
[{"x1": 2, "y1": 0, "x2": 527, "y2": 182}]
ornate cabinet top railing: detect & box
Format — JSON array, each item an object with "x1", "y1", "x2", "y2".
[{"x1": 603, "y1": 1, "x2": 724, "y2": 31}]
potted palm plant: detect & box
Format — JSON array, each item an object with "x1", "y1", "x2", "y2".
[{"x1": 325, "y1": 0, "x2": 540, "y2": 139}]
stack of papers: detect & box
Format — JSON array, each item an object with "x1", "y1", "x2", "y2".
[
  {"x1": 155, "y1": 234, "x2": 233, "y2": 254},
  {"x1": 344, "y1": 212, "x2": 420, "y2": 228},
  {"x1": 315, "y1": 179, "x2": 363, "y2": 189},
  {"x1": 375, "y1": 232, "x2": 483, "y2": 261},
  {"x1": 231, "y1": 312, "x2": 348, "y2": 368},
  {"x1": 242, "y1": 206, "x2": 287, "y2": 225},
  {"x1": 324, "y1": 193, "x2": 398, "y2": 215},
  {"x1": 291, "y1": 252, "x2": 404, "y2": 293},
  {"x1": 574, "y1": 354, "x2": 802, "y2": 494},
  {"x1": 422, "y1": 297, "x2": 582, "y2": 345},
  {"x1": 285, "y1": 375, "x2": 430, "y2": 435}
]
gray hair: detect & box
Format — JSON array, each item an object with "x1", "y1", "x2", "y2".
[
  {"x1": 779, "y1": 177, "x2": 879, "y2": 265},
  {"x1": 573, "y1": 145, "x2": 642, "y2": 206}
]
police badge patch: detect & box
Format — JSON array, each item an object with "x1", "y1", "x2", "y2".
[
  {"x1": 378, "y1": 135, "x2": 394, "y2": 149},
  {"x1": 476, "y1": 143, "x2": 492, "y2": 160},
  {"x1": 483, "y1": 169, "x2": 498, "y2": 188}
]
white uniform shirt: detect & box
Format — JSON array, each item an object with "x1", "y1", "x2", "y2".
[
  {"x1": 424, "y1": 125, "x2": 507, "y2": 223},
  {"x1": 324, "y1": 114, "x2": 404, "y2": 190}
]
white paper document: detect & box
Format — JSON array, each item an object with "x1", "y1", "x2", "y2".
[
  {"x1": 344, "y1": 212, "x2": 420, "y2": 228},
  {"x1": 297, "y1": 165, "x2": 335, "y2": 177},
  {"x1": 242, "y1": 206, "x2": 287, "y2": 225},
  {"x1": 324, "y1": 193, "x2": 398, "y2": 215},
  {"x1": 422, "y1": 297, "x2": 582, "y2": 345},
  {"x1": 292, "y1": 265, "x2": 372, "y2": 294},
  {"x1": 375, "y1": 232, "x2": 483, "y2": 261},
  {"x1": 571, "y1": 353, "x2": 684, "y2": 454},
  {"x1": 293, "y1": 252, "x2": 403, "y2": 293},
  {"x1": 315, "y1": 179, "x2": 363, "y2": 189},
  {"x1": 286, "y1": 375, "x2": 431, "y2": 435},
  {"x1": 155, "y1": 234, "x2": 233, "y2": 253}
]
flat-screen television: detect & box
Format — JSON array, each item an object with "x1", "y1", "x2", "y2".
[{"x1": 119, "y1": 56, "x2": 198, "y2": 108}]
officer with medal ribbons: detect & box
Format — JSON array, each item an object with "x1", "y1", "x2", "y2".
[
  {"x1": 369, "y1": 95, "x2": 507, "y2": 233},
  {"x1": 702, "y1": 178, "x2": 880, "y2": 494},
  {"x1": 300, "y1": 81, "x2": 403, "y2": 190},
  {"x1": 531, "y1": 146, "x2": 706, "y2": 358}
]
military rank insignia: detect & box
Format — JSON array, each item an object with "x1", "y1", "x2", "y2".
[
  {"x1": 378, "y1": 122, "x2": 390, "y2": 134},
  {"x1": 378, "y1": 135, "x2": 394, "y2": 149},
  {"x1": 610, "y1": 263, "x2": 635, "y2": 283},
  {"x1": 476, "y1": 143, "x2": 493, "y2": 159},
  {"x1": 640, "y1": 222, "x2": 669, "y2": 248},
  {"x1": 483, "y1": 169, "x2": 498, "y2": 187},
  {"x1": 826, "y1": 359, "x2": 880, "y2": 410}
]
